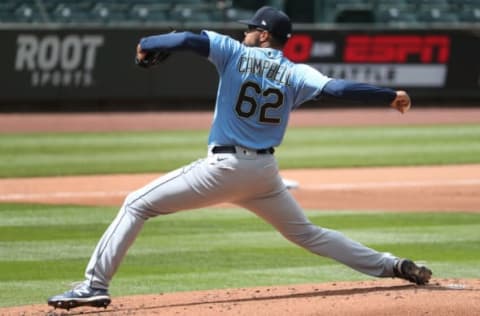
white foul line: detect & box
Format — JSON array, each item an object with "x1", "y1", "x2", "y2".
[
  {"x1": 302, "y1": 179, "x2": 480, "y2": 191},
  {"x1": 0, "y1": 191, "x2": 130, "y2": 201}
]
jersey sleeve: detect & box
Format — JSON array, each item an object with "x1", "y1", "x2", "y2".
[
  {"x1": 321, "y1": 79, "x2": 397, "y2": 104},
  {"x1": 293, "y1": 64, "x2": 332, "y2": 107},
  {"x1": 202, "y1": 30, "x2": 242, "y2": 74}
]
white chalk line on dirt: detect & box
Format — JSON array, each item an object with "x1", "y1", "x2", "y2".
[
  {"x1": 1, "y1": 179, "x2": 479, "y2": 201},
  {"x1": 0, "y1": 191, "x2": 130, "y2": 201},
  {"x1": 301, "y1": 179, "x2": 480, "y2": 190}
]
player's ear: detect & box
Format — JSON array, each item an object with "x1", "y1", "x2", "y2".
[{"x1": 260, "y1": 31, "x2": 271, "y2": 43}]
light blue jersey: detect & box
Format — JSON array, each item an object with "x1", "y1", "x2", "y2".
[{"x1": 204, "y1": 31, "x2": 331, "y2": 149}]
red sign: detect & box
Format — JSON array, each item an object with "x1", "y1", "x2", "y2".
[
  {"x1": 344, "y1": 35, "x2": 450, "y2": 63},
  {"x1": 283, "y1": 34, "x2": 451, "y2": 64},
  {"x1": 283, "y1": 34, "x2": 313, "y2": 62}
]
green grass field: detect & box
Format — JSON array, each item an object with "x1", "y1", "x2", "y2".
[
  {"x1": 0, "y1": 124, "x2": 479, "y2": 177},
  {"x1": 0, "y1": 124, "x2": 479, "y2": 307},
  {"x1": 1, "y1": 204, "x2": 479, "y2": 307}
]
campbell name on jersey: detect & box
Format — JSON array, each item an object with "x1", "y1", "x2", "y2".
[{"x1": 238, "y1": 55, "x2": 292, "y2": 86}]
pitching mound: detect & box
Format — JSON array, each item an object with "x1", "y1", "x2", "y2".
[{"x1": 1, "y1": 279, "x2": 478, "y2": 315}]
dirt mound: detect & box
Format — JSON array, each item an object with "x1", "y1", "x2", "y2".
[{"x1": 2, "y1": 279, "x2": 478, "y2": 316}]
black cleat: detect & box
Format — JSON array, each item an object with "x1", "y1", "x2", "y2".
[
  {"x1": 47, "y1": 282, "x2": 111, "y2": 310},
  {"x1": 394, "y1": 259, "x2": 432, "y2": 285}
]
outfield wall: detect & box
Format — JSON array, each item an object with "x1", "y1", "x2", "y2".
[{"x1": 1, "y1": 26, "x2": 479, "y2": 111}]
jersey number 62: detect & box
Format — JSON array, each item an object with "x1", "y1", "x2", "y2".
[{"x1": 235, "y1": 81, "x2": 284, "y2": 124}]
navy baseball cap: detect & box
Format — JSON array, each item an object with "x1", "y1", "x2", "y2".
[{"x1": 239, "y1": 6, "x2": 292, "y2": 42}]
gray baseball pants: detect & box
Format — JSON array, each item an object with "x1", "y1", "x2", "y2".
[{"x1": 85, "y1": 146, "x2": 397, "y2": 289}]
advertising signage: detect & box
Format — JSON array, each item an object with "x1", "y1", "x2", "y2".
[
  {"x1": 284, "y1": 32, "x2": 453, "y2": 87},
  {"x1": 14, "y1": 34, "x2": 105, "y2": 88},
  {"x1": 0, "y1": 26, "x2": 479, "y2": 108}
]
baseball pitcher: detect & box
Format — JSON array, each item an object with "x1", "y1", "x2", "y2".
[{"x1": 48, "y1": 6, "x2": 430, "y2": 310}]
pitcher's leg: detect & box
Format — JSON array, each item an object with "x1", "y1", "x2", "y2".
[
  {"x1": 85, "y1": 202, "x2": 145, "y2": 289},
  {"x1": 239, "y1": 190, "x2": 397, "y2": 277},
  {"x1": 84, "y1": 168, "x2": 188, "y2": 289},
  {"x1": 85, "y1": 159, "x2": 230, "y2": 289}
]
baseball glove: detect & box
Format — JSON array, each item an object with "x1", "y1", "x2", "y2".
[{"x1": 135, "y1": 50, "x2": 171, "y2": 68}]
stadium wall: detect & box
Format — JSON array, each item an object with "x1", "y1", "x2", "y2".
[{"x1": 1, "y1": 26, "x2": 479, "y2": 111}]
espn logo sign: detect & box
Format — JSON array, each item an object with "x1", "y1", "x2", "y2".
[{"x1": 344, "y1": 35, "x2": 450, "y2": 64}]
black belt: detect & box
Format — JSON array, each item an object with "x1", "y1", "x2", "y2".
[{"x1": 212, "y1": 146, "x2": 274, "y2": 155}]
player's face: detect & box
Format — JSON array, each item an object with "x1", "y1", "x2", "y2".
[{"x1": 243, "y1": 25, "x2": 266, "y2": 47}]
